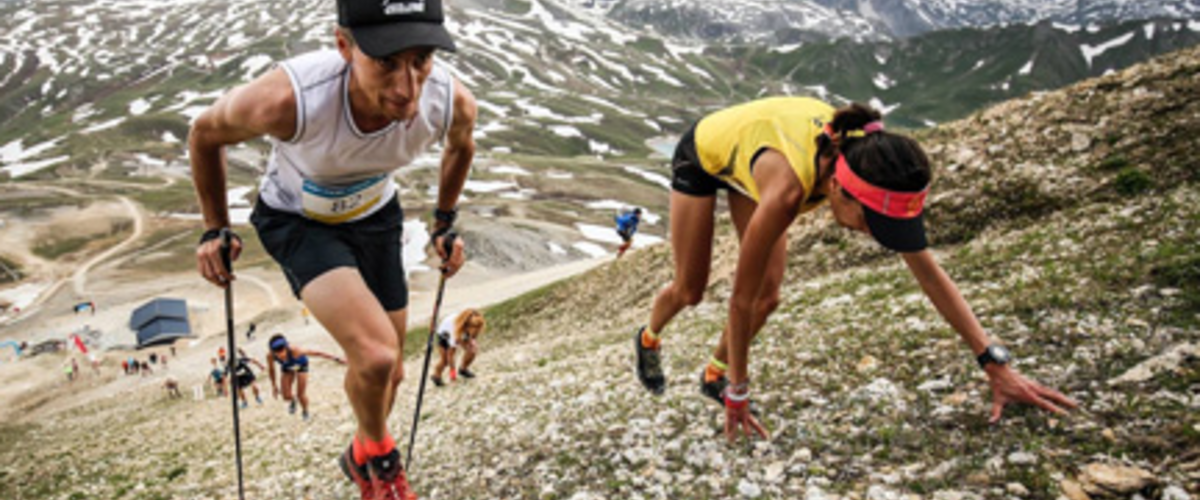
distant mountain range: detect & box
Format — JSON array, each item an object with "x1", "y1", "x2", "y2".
[
  {"x1": 0, "y1": 0, "x2": 1198, "y2": 180},
  {"x1": 738, "y1": 18, "x2": 1200, "y2": 127},
  {"x1": 606, "y1": 0, "x2": 1200, "y2": 42}
]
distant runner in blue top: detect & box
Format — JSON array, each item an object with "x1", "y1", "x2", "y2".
[
  {"x1": 210, "y1": 358, "x2": 227, "y2": 397},
  {"x1": 266, "y1": 334, "x2": 345, "y2": 421},
  {"x1": 615, "y1": 208, "x2": 642, "y2": 259}
]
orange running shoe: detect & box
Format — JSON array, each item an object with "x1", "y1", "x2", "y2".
[
  {"x1": 338, "y1": 443, "x2": 374, "y2": 500},
  {"x1": 367, "y1": 449, "x2": 418, "y2": 500}
]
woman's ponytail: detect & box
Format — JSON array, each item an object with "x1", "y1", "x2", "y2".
[{"x1": 830, "y1": 103, "x2": 931, "y2": 192}]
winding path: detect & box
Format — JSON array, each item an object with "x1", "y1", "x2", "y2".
[
  {"x1": 72, "y1": 196, "x2": 144, "y2": 297},
  {"x1": 239, "y1": 272, "x2": 281, "y2": 309}
]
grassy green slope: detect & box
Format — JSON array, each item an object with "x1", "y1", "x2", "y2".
[
  {"x1": 1, "y1": 18, "x2": 1199, "y2": 500},
  {"x1": 420, "y1": 44, "x2": 1200, "y2": 498}
]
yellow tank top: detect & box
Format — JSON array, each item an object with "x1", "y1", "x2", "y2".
[{"x1": 694, "y1": 97, "x2": 834, "y2": 211}]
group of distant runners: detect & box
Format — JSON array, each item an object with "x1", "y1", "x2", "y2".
[
  {"x1": 187, "y1": 0, "x2": 1077, "y2": 498},
  {"x1": 62, "y1": 352, "x2": 163, "y2": 383},
  {"x1": 203, "y1": 334, "x2": 353, "y2": 420}
]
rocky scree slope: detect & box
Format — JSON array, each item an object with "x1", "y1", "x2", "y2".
[{"x1": 2, "y1": 46, "x2": 1199, "y2": 500}]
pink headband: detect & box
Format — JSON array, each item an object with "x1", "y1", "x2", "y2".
[{"x1": 835, "y1": 155, "x2": 928, "y2": 219}]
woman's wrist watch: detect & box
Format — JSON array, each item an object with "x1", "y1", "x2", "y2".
[{"x1": 976, "y1": 345, "x2": 1012, "y2": 369}]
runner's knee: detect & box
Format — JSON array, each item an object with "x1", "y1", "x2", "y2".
[
  {"x1": 676, "y1": 282, "x2": 706, "y2": 306},
  {"x1": 756, "y1": 291, "x2": 781, "y2": 317},
  {"x1": 354, "y1": 348, "x2": 397, "y2": 386}
]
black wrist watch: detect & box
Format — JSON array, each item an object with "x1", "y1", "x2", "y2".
[
  {"x1": 199, "y1": 228, "x2": 241, "y2": 246},
  {"x1": 976, "y1": 345, "x2": 1012, "y2": 369},
  {"x1": 433, "y1": 207, "x2": 457, "y2": 227}
]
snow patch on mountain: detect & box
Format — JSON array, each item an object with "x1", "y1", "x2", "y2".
[
  {"x1": 1053, "y1": 22, "x2": 1082, "y2": 33},
  {"x1": 3, "y1": 156, "x2": 69, "y2": 178},
  {"x1": 1019, "y1": 57, "x2": 1035, "y2": 75},
  {"x1": 128, "y1": 98, "x2": 152, "y2": 116},
  {"x1": 80, "y1": 117, "x2": 126, "y2": 135},
  {"x1": 869, "y1": 97, "x2": 901, "y2": 115},
  {"x1": 551, "y1": 125, "x2": 583, "y2": 138},
  {"x1": 240, "y1": 54, "x2": 273, "y2": 81},
  {"x1": 1081, "y1": 32, "x2": 1136, "y2": 68},
  {"x1": 622, "y1": 166, "x2": 670, "y2": 189},
  {"x1": 873, "y1": 73, "x2": 896, "y2": 90},
  {"x1": 612, "y1": 0, "x2": 1200, "y2": 43}
]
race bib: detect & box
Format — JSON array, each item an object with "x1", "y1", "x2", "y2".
[{"x1": 301, "y1": 175, "x2": 388, "y2": 224}]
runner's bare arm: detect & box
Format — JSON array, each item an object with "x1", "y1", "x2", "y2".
[
  {"x1": 303, "y1": 348, "x2": 347, "y2": 365},
  {"x1": 437, "y1": 78, "x2": 477, "y2": 219},
  {"x1": 433, "y1": 78, "x2": 477, "y2": 275},
  {"x1": 723, "y1": 150, "x2": 802, "y2": 442},
  {"x1": 901, "y1": 251, "x2": 1077, "y2": 421},
  {"x1": 901, "y1": 251, "x2": 990, "y2": 354},
  {"x1": 189, "y1": 68, "x2": 297, "y2": 287},
  {"x1": 725, "y1": 150, "x2": 803, "y2": 386},
  {"x1": 266, "y1": 355, "x2": 278, "y2": 393},
  {"x1": 189, "y1": 68, "x2": 297, "y2": 230}
]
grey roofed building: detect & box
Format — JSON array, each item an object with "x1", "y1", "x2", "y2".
[{"x1": 131, "y1": 298, "x2": 192, "y2": 348}]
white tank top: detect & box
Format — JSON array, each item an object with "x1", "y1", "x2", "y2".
[
  {"x1": 436, "y1": 315, "x2": 457, "y2": 347},
  {"x1": 258, "y1": 50, "x2": 455, "y2": 224}
]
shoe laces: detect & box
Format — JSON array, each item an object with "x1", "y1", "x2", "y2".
[
  {"x1": 373, "y1": 468, "x2": 414, "y2": 500},
  {"x1": 643, "y1": 349, "x2": 663, "y2": 377}
]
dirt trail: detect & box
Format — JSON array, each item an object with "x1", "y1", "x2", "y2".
[
  {"x1": 0, "y1": 187, "x2": 142, "y2": 325},
  {"x1": 0, "y1": 249, "x2": 614, "y2": 422},
  {"x1": 0, "y1": 173, "x2": 621, "y2": 424},
  {"x1": 72, "y1": 196, "x2": 143, "y2": 296},
  {"x1": 237, "y1": 272, "x2": 281, "y2": 309},
  {"x1": 406, "y1": 256, "x2": 608, "y2": 330}
]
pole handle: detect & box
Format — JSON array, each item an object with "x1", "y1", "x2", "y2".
[
  {"x1": 440, "y1": 232, "x2": 458, "y2": 261},
  {"x1": 219, "y1": 228, "x2": 233, "y2": 272}
]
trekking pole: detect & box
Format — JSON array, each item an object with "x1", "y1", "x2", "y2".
[
  {"x1": 220, "y1": 229, "x2": 246, "y2": 500},
  {"x1": 406, "y1": 232, "x2": 457, "y2": 471}
]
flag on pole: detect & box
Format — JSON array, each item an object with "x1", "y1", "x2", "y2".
[{"x1": 72, "y1": 335, "x2": 88, "y2": 355}]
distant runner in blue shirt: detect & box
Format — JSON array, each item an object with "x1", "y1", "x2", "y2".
[
  {"x1": 266, "y1": 334, "x2": 345, "y2": 421},
  {"x1": 615, "y1": 208, "x2": 642, "y2": 259},
  {"x1": 210, "y1": 358, "x2": 227, "y2": 397}
]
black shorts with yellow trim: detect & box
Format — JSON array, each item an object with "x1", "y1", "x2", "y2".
[
  {"x1": 250, "y1": 196, "x2": 409, "y2": 312},
  {"x1": 670, "y1": 123, "x2": 733, "y2": 197}
]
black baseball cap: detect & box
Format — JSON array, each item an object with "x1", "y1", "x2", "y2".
[
  {"x1": 863, "y1": 206, "x2": 928, "y2": 253},
  {"x1": 834, "y1": 155, "x2": 930, "y2": 253},
  {"x1": 338, "y1": 0, "x2": 457, "y2": 58}
]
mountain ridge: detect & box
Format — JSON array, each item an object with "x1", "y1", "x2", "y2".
[
  {"x1": 609, "y1": 0, "x2": 1200, "y2": 43},
  {"x1": 2, "y1": 0, "x2": 1198, "y2": 178}
]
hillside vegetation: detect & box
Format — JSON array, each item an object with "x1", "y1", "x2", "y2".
[{"x1": 2, "y1": 42, "x2": 1197, "y2": 500}]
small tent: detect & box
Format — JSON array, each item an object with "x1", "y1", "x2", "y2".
[{"x1": 131, "y1": 298, "x2": 191, "y2": 348}]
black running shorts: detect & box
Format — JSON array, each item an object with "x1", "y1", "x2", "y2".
[
  {"x1": 670, "y1": 123, "x2": 732, "y2": 197},
  {"x1": 236, "y1": 373, "x2": 255, "y2": 389},
  {"x1": 250, "y1": 196, "x2": 409, "y2": 312},
  {"x1": 283, "y1": 364, "x2": 310, "y2": 374}
]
